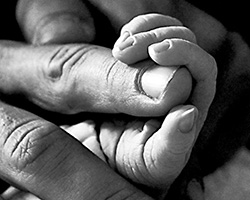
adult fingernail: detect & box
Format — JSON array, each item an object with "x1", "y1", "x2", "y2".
[
  {"x1": 139, "y1": 66, "x2": 179, "y2": 99},
  {"x1": 178, "y1": 107, "x2": 198, "y2": 133},
  {"x1": 151, "y1": 39, "x2": 171, "y2": 53},
  {"x1": 115, "y1": 31, "x2": 135, "y2": 51}
]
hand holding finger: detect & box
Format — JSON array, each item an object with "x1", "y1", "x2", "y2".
[{"x1": 99, "y1": 105, "x2": 198, "y2": 193}]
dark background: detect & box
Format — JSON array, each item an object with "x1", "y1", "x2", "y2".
[{"x1": 188, "y1": 0, "x2": 249, "y2": 44}]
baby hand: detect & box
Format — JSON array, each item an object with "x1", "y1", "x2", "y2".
[
  {"x1": 112, "y1": 13, "x2": 196, "y2": 116},
  {"x1": 112, "y1": 13, "x2": 196, "y2": 65}
]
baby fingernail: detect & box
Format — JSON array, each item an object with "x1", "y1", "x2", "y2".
[
  {"x1": 140, "y1": 66, "x2": 179, "y2": 99},
  {"x1": 115, "y1": 31, "x2": 135, "y2": 51},
  {"x1": 151, "y1": 40, "x2": 171, "y2": 53},
  {"x1": 179, "y1": 107, "x2": 198, "y2": 133}
]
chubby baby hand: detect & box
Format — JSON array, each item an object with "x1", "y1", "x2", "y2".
[
  {"x1": 64, "y1": 105, "x2": 198, "y2": 195},
  {"x1": 112, "y1": 13, "x2": 197, "y2": 115}
]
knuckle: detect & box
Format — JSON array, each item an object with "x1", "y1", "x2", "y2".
[
  {"x1": 2, "y1": 118, "x2": 64, "y2": 175},
  {"x1": 45, "y1": 45, "x2": 87, "y2": 80},
  {"x1": 42, "y1": 45, "x2": 96, "y2": 113}
]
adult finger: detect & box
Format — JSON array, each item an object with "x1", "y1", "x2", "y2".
[
  {"x1": 16, "y1": 0, "x2": 95, "y2": 44},
  {"x1": 0, "y1": 42, "x2": 192, "y2": 117},
  {"x1": 149, "y1": 38, "x2": 217, "y2": 130},
  {"x1": 0, "y1": 101, "x2": 153, "y2": 200}
]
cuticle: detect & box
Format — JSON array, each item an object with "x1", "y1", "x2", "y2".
[
  {"x1": 135, "y1": 65, "x2": 184, "y2": 100},
  {"x1": 158, "y1": 65, "x2": 183, "y2": 99},
  {"x1": 135, "y1": 66, "x2": 153, "y2": 98}
]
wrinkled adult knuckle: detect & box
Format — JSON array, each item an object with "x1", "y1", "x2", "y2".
[
  {"x1": 42, "y1": 45, "x2": 96, "y2": 113},
  {"x1": 105, "y1": 59, "x2": 138, "y2": 108},
  {"x1": 45, "y1": 45, "x2": 86, "y2": 80},
  {"x1": 2, "y1": 118, "x2": 60, "y2": 174},
  {"x1": 105, "y1": 59, "x2": 124, "y2": 87}
]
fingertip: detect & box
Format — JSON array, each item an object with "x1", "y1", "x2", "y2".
[
  {"x1": 148, "y1": 39, "x2": 172, "y2": 55},
  {"x1": 178, "y1": 106, "x2": 198, "y2": 134},
  {"x1": 158, "y1": 105, "x2": 198, "y2": 155},
  {"x1": 112, "y1": 31, "x2": 138, "y2": 64}
]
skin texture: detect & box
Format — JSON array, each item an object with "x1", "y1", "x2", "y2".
[{"x1": 0, "y1": 0, "x2": 218, "y2": 199}]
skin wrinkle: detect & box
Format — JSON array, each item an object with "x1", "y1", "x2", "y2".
[
  {"x1": 105, "y1": 59, "x2": 119, "y2": 83},
  {"x1": 47, "y1": 46, "x2": 66, "y2": 80},
  {"x1": 0, "y1": 114, "x2": 17, "y2": 146},
  {"x1": 46, "y1": 45, "x2": 91, "y2": 80},
  {"x1": 31, "y1": 133, "x2": 72, "y2": 183},
  {"x1": 135, "y1": 64, "x2": 153, "y2": 97},
  {"x1": 114, "y1": 122, "x2": 126, "y2": 171},
  {"x1": 142, "y1": 121, "x2": 160, "y2": 180},
  {"x1": 135, "y1": 144, "x2": 152, "y2": 185},
  {"x1": 5, "y1": 121, "x2": 56, "y2": 173},
  {"x1": 39, "y1": 45, "x2": 100, "y2": 113},
  {"x1": 13, "y1": 126, "x2": 74, "y2": 192},
  {"x1": 9, "y1": 120, "x2": 41, "y2": 158},
  {"x1": 121, "y1": 121, "x2": 153, "y2": 185},
  {"x1": 103, "y1": 58, "x2": 137, "y2": 113},
  {"x1": 139, "y1": 125, "x2": 159, "y2": 186},
  {"x1": 100, "y1": 121, "x2": 125, "y2": 169}
]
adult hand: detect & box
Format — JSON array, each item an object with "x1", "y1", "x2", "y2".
[{"x1": 0, "y1": 101, "x2": 154, "y2": 200}]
